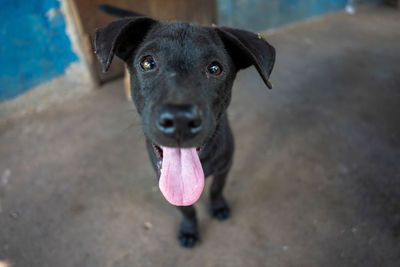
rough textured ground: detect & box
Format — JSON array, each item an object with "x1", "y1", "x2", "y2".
[{"x1": 1, "y1": 6, "x2": 399, "y2": 267}]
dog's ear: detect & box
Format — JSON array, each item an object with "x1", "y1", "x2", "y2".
[
  {"x1": 215, "y1": 27, "x2": 276, "y2": 89},
  {"x1": 94, "y1": 17, "x2": 158, "y2": 72}
]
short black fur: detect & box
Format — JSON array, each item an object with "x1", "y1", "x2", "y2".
[{"x1": 94, "y1": 6, "x2": 275, "y2": 248}]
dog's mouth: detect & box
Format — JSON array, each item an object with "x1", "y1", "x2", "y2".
[
  {"x1": 152, "y1": 144, "x2": 205, "y2": 169},
  {"x1": 152, "y1": 143, "x2": 205, "y2": 206}
]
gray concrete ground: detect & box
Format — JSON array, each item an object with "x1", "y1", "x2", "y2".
[{"x1": 1, "y1": 6, "x2": 400, "y2": 267}]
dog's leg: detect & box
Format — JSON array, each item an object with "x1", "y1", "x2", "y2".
[
  {"x1": 177, "y1": 205, "x2": 199, "y2": 248},
  {"x1": 210, "y1": 170, "x2": 231, "y2": 220}
]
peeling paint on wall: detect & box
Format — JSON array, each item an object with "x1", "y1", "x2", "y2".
[{"x1": 0, "y1": 0, "x2": 79, "y2": 102}]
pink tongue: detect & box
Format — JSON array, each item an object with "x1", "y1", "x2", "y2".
[{"x1": 159, "y1": 146, "x2": 204, "y2": 206}]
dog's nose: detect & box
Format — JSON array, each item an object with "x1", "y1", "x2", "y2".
[{"x1": 156, "y1": 104, "x2": 202, "y2": 139}]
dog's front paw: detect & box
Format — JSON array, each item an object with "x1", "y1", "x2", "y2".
[
  {"x1": 178, "y1": 230, "x2": 199, "y2": 248},
  {"x1": 211, "y1": 197, "x2": 231, "y2": 221}
]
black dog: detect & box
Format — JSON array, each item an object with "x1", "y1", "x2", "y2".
[{"x1": 94, "y1": 5, "x2": 275, "y2": 248}]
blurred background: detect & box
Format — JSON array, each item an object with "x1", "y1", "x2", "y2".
[{"x1": 0, "y1": 0, "x2": 399, "y2": 266}]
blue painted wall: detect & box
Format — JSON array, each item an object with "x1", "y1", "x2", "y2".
[
  {"x1": 0, "y1": 0, "x2": 78, "y2": 102},
  {"x1": 218, "y1": 0, "x2": 380, "y2": 31}
]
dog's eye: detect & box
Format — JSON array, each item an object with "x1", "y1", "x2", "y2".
[
  {"x1": 207, "y1": 62, "x2": 222, "y2": 75},
  {"x1": 140, "y1": 56, "x2": 156, "y2": 71}
]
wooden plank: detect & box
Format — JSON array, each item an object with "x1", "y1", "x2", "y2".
[{"x1": 149, "y1": 0, "x2": 217, "y2": 25}]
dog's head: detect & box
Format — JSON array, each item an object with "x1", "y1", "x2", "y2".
[
  {"x1": 95, "y1": 17, "x2": 275, "y2": 148},
  {"x1": 94, "y1": 17, "x2": 275, "y2": 205}
]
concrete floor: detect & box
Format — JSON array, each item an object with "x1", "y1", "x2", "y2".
[{"x1": 1, "y1": 6, "x2": 400, "y2": 267}]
